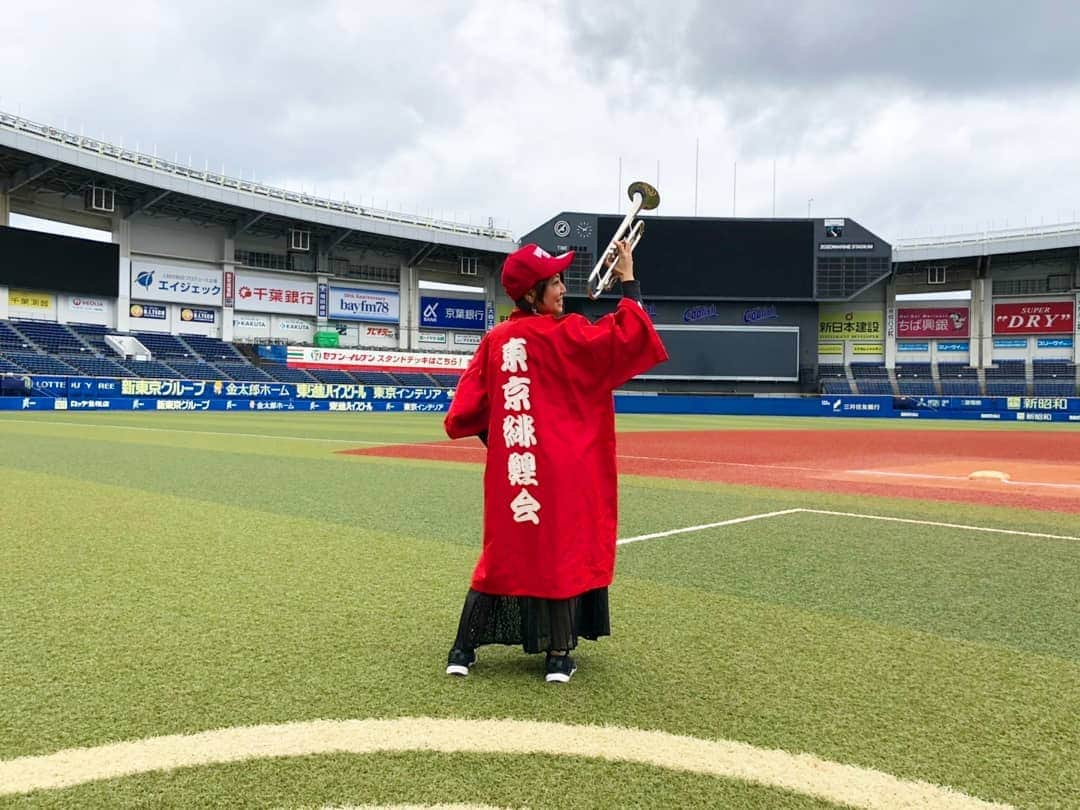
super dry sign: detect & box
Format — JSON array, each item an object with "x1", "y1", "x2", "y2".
[{"x1": 993, "y1": 301, "x2": 1073, "y2": 335}]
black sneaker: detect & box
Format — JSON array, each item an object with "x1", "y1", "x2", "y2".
[
  {"x1": 544, "y1": 653, "x2": 577, "y2": 683},
  {"x1": 446, "y1": 647, "x2": 477, "y2": 676}
]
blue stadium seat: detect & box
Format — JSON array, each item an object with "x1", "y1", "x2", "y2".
[
  {"x1": 0, "y1": 321, "x2": 33, "y2": 351},
  {"x1": 937, "y1": 362, "x2": 978, "y2": 380},
  {"x1": 60, "y1": 354, "x2": 136, "y2": 378},
  {"x1": 181, "y1": 334, "x2": 246, "y2": 362},
  {"x1": 11, "y1": 321, "x2": 90, "y2": 355},
  {"x1": 352, "y1": 371, "x2": 399, "y2": 386},
  {"x1": 850, "y1": 363, "x2": 889, "y2": 379},
  {"x1": 260, "y1": 365, "x2": 317, "y2": 383},
  {"x1": 430, "y1": 373, "x2": 463, "y2": 388},
  {"x1": 985, "y1": 380, "x2": 1027, "y2": 396},
  {"x1": 3, "y1": 351, "x2": 78, "y2": 376},
  {"x1": 940, "y1": 379, "x2": 981, "y2": 396},
  {"x1": 67, "y1": 323, "x2": 115, "y2": 355},
  {"x1": 167, "y1": 360, "x2": 225, "y2": 381},
  {"x1": 0, "y1": 356, "x2": 27, "y2": 374},
  {"x1": 309, "y1": 369, "x2": 357, "y2": 385},
  {"x1": 392, "y1": 372, "x2": 437, "y2": 387},
  {"x1": 853, "y1": 380, "x2": 894, "y2": 395},
  {"x1": 131, "y1": 331, "x2": 195, "y2": 359},
  {"x1": 121, "y1": 359, "x2": 182, "y2": 379},
  {"x1": 821, "y1": 380, "x2": 851, "y2": 395},
  {"x1": 214, "y1": 362, "x2": 274, "y2": 382},
  {"x1": 1032, "y1": 380, "x2": 1076, "y2": 396}
]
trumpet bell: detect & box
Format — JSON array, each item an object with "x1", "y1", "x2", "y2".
[
  {"x1": 586, "y1": 180, "x2": 660, "y2": 299},
  {"x1": 627, "y1": 181, "x2": 660, "y2": 211}
]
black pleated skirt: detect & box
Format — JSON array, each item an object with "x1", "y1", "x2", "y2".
[{"x1": 453, "y1": 587, "x2": 610, "y2": 654}]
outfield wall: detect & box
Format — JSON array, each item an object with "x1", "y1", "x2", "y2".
[{"x1": 1, "y1": 375, "x2": 1079, "y2": 421}]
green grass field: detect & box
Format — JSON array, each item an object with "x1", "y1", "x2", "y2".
[{"x1": 0, "y1": 412, "x2": 1078, "y2": 809}]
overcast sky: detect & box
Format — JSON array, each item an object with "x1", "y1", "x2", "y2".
[{"x1": 4, "y1": 0, "x2": 1080, "y2": 243}]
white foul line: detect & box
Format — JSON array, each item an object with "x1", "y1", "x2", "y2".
[
  {"x1": 617, "y1": 509, "x2": 804, "y2": 545},
  {"x1": 845, "y1": 468, "x2": 1080, "y2": 491},
  {"x1": 618, "y1": 508, "x2": 1080, "y2": 545},
  {"x1": 801, "y1": 509, "x2": 1080, "y2": 542}
]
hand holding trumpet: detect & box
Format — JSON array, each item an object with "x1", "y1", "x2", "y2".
[
  {"x1": 604, "y1": 239, "x2": 634, "y2": 283},
  {"x1": 587, "y1": 180, "x2": 658, "y2": 298}
]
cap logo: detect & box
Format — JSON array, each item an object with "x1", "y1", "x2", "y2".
[{"x1": 533, "y1": 246, "x2": 551, "y2": 259}]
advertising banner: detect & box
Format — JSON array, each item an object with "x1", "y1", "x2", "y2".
[
  {"x1": 67, "y1": 296, "x2": 108, "y2": 315},
  {"x1": 818, "y1": 307, "x2": 883, "y2": 342},
  {"x1": 937, "y1": 342, "x2": 969, "y2": 352},
  {"x1": 8, "y1": 289, "x2": 52, "y2": 309},
  {"x1": 131, "y1": 261, "x2": 223, "y2": 306},
  {"x1": 286, "y1": 346, "x2": 471, "y2": 372},
  {"x1": 420, "y1": 296, "x2": 486, "y2": 331},
  {"x1": 993, "y1": 301, "x2": 1073, "y2": 335},
  {"x1": 318, "y1": 283, "x2": 329, "y2": 319},
  {"x1": 897, "y1": 342, "x2": 929, "y2": 352},
  {"x1": 1037, "y1": 337, "x2": 1074, "y2": 349},
  {"x1": 357, "y1": 324, "x2": 398, "y2": 348},
  {"x1": 8, "y1": 289, "x2": 54, "y2": 319},
  {"x1": 129, "y1": 302, "x2": 167, "y2": 320},
  {"x1": 223, "y1": 270, "x2": 235, "y2": 307},
  {"x1": 453, "y1": 333, "x2": 482, "y2": 348},
  {"x1": 328, "y1": 286, "x2": 399, "y2": 323},
  {"x1": 1, "y1": 397, "x2": 450, "y2": 413},
  {"x1": 179, "y1": 307, "x2": 215, "y2": 324},
  {"x1": 418, "y1": 331, "x2": 448, "y2": 346},
  {"x1": 232, "y1": 313, "x2": 270, "y2": 340},
  {"x1": 817, "y1": 343, "x2": 843, "y2": 356},
  {"x1": 993, "y1": 338, "x2": 1027, "y2": 349},
  {"x1": 852, "y1": 343, "x2": 884, "y2": 355},
  {"x1": 896, "y1": 307, "x2": 969, "y2": 338},
  {"x1": 270, "y1": 316, "x2": 315, "y2": 342},
  {"x1": 235, "y1": 272, "x2": 317, "y2": 315}
]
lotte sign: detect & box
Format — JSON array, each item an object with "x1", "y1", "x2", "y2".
[{"x1": 993, "y1": 301, "x2": 1073, "y2": 335}]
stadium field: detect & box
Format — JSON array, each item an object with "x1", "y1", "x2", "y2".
[{"x1": 0, "y1": 412, "x2": 1078, "y2": 809}]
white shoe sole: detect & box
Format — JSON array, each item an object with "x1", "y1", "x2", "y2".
[
  {"x1": 544, "y1": 671, "x2": 576, "y2": 683},
  {"x1": 446, "y1": 664, "x2": 471, "y2": 676}
]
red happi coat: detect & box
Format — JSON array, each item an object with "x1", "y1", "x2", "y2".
[{"x1": 444, "y1": 299, "x2": 669, "y2": 599}]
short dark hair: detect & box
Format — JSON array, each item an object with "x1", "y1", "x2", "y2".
[{"x1": 515, "y1": 274, "x2": 561, "y2": 313}]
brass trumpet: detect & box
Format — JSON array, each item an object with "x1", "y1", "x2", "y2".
[{"x1": 587, "y1": 180, "x2": 660, "y2": 299}]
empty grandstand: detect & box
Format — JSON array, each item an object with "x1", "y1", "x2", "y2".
[{"x1": 1, "y1": 109, "x2": 1078, "y2": 416}]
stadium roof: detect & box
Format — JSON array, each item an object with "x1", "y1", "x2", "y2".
[
  {"x1": 892, "y1": 221, "x2": 1080, "y2": 263},
  {"x1": 0, "y1": 111, "x2": 517, "y2": 262}
]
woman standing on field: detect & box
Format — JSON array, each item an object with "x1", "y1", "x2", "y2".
[{"x1": 443, "y1": 239, "x2": 667, "y2": 683}]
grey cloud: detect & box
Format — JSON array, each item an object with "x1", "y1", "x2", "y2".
[
  {"x1": 564, "y1": 1, "x2": 1080, "y2": 95},
  {"x1": 3, "y1": 0, "x2": 465, "y2": 184}
]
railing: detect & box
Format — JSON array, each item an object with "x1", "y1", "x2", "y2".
[
  {"x1": 0, "y1": 110, "x2": 514, "y2": 241},
  {"x1": 894, "y1": 221, "x2": 1080, "y2": 251}
]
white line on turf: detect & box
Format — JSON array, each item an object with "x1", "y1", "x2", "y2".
[
  {"x1": 846, "y1": 468, "x2": 1080, "y2": 490},
  {"x1": 0, "y1": 717, "x2": 1012, "y2": 809},
  {"x1": 617, "y1": 509, "x2": 804, "y2": 545},
  {"x1": 800, "y1": 509, "x2": 1080, "y2": 541},
  {"x1": 618, "y1": 508, "x2": 1080, "y2": 545},
  {"x1": 618, "y1": 453, "x2": 823, "y2": 472}
]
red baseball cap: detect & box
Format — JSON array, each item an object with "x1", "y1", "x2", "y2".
[{"x1": 501, "y1": 243, "x2": 575, "y2": 300}]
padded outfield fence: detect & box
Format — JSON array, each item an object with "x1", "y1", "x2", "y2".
[{"x1": 1, "y1": 373, "x2": 1079, "y2": 421}]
